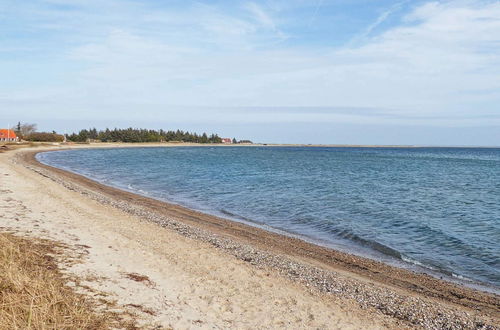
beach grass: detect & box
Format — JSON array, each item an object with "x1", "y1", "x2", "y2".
[{"x1": 0, "y1": 232, "x2": 136, "y2": 329}]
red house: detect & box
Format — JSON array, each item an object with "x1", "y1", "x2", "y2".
[
  {"x1": 221, "y1": 138, "x2": 232, "y2": 144},
  {"x1": 0, "y1": 129, "x2": 18, "y2": 142}
]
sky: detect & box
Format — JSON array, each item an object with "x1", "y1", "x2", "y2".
[{"x1": 1, "y1": 0, "x2": 499, "y2": 145}]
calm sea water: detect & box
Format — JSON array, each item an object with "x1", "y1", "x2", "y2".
[{"x1": 38, "y1": 147, "x2": 500, "y2": 289}]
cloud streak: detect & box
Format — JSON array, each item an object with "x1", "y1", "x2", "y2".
[{"x1": 349, "y1": 0, "x2": 409, "y2": 45}]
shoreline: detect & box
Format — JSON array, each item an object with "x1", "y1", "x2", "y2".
[
  {"x1": 6, "y1": 145, "x2": 401, "y2": 329},
  {"x1": 11, "y1": 145, "x2": 500, "y2": 328},
  {"x1": 34, "y1": 143, "x2": 500, "y2": 295},
  {"x1": 34, "y1": 147, "x2": 500, "y2": 294}
]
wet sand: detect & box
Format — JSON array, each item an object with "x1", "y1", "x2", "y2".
[{"x1": 1, "y1": 144, "x2": 499, "y2": 329}]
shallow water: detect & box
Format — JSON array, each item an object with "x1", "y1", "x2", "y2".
[{"x1": 38, "y1": 146, "x2": 500, "y2": 288}]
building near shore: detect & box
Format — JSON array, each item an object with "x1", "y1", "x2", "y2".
[
  {"x1": 0, "y1": 129, "x2": 18, "y2": 142},
  {"x1": 221, "y1": 138, "x2": 232, "y2": 144}
]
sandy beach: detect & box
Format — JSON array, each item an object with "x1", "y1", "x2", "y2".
[{"x1": 1, "y1": 144, "x2": 498, "y2": 329}]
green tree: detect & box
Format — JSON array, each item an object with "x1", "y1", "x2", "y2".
[{"x1": 66, "y1": 127, "x2": 231, "y2": 144}]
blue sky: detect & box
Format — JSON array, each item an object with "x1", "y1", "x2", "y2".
[{"x1": 1, "y1": 0, "x2": 499, "y2": 145}]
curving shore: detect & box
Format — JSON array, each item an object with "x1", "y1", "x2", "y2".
[{"x1": 2, "y1": 144, "x2": 499, "y2": 329}]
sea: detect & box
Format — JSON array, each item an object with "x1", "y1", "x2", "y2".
[{"x1": 37, "y1": 146, "x2": 500, "y2": 291}]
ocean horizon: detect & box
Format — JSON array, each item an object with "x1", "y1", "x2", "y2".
[{"x1": 37, "y1": 146, "x2": 500, "y2": 291}]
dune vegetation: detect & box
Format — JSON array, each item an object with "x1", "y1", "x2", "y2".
[{"x1": 0, "y1": 232, "x2": 135, "y2": 329}]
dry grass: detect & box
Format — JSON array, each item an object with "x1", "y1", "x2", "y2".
[{"x1": 0, "y1": 232, "x2": 136, "y2": 329}]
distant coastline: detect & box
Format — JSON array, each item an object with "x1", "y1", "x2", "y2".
[
  {"x1": 259, "y1": 143, "x2": 500, "y2": 148},
  {"x1": 5, "y1": 140, "x2": 500, "y2": 150}
]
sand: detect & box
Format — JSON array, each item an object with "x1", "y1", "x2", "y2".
[{"x1": 1, "y1": 144, "x2": 498, "y2": 329}]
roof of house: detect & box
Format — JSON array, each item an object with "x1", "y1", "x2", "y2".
[{"x1": 0, "y1": 129, "x2": 17, "y2": 139}]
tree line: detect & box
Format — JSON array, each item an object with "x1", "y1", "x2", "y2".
[
  {"x1": 67, "y1": 128, "x2": 224, "y2": 143},
  {"x1": 10, "y1": 122, "x2": 252, "y2": 144}
]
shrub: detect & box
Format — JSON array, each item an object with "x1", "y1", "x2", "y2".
[{"x1": 25, "y1": 132, "x2": 65, "y2": 142}]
